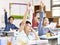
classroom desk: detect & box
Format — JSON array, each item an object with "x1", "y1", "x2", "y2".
[
  {"x1": 52, "y1": 28, "x2": 60, "y2": 34},
  {"x1": 0, "y1": 37, "x2": 16, "y2": 45},
  {"x1": 39, "y1": 35, "x2": 58, "y2": 45},
  {"x1": 0, "y1": 37, "x2": 50, "y2": 45},
  {"x1": 52, "y1": 28, "x2": 60, "y2": 31}
]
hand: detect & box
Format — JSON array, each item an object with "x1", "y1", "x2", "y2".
[
  {"x1": 40, "y1": 1, "x2": 45, "y2": 9},
  {"x1": 31, "y1": 28, "x2": 40, "y2": 40},
  {"x1": 31, "y1": 28, "x2": 36, "y2": 33},
  {"x1": 27, "y1": 2, "x2": 31, "y2": 10},
  {"x1": 27, "y1": 2, "x2": 31, "y2": 7},
  {"x1": 4, "y1": 9, "x2": 6, "y2": 12},
  {"x1": 40, "y1": 1, "x2": 44, "y2": 7},
  {"x1": 50, "y1": 33, "x2": 55, "y2": 36}
]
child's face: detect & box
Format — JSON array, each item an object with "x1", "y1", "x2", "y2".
[
  {"x1": 9, "y1": 18, "x2": 14, "y2": 24},
  {"x1": 24, "y1": 23, "x2": 32, "y2": 32},
  {"x1": 44, "y1": 18, "x2": 49, "y2": 26}
]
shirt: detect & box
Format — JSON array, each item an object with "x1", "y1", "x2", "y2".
[
  {"x1": 16, "y1": 30, "x2": 35, "y2": 43},
  {"x1": 4, "y1": 12, "x2": 18, "y2": 31},
  {"x1": 32, "y1": 18, "x2": 38, "y2": 28},
  {"x1": 38, "y1": 11, "x2": 53, "y2": 36}
]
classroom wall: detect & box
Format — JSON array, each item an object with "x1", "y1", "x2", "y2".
[
  {"x1": 0, "y1": 0, "x2": 51, "y2": 28},
  {"x1": 0, "y1": 0, "x2": 21, "y2": 27},
  {"x1": 33, "y1": 0, "x2": 51, "y2": 11}
]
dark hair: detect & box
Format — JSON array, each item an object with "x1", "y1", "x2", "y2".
[
  {"x1": 8, "y1": 16, "x2": 14, "y2": 20},
  {"x1": 43, "y1": 17, "x2": 49, "y2": 22},
  {"x1": 43, "y1": 17, "x2": 47, "y2": 20},
  {"x1": 43, "y1": 17, "x2": 49, "y2": 25},
  {"x1": 26, "y1": 21, "x2": 31, "y2": 25},
  {"x1": 43, "y1": 17, "x2": 49, "y2": 21},
  {"x1": 19, "y1": 21, "x2": 31, "y2": 26}
]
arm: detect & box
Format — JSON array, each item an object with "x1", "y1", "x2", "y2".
[
  {"x1": 19, "y1": 5, "x2": 28, "y2": 32},
  {"x1": 31, "y1": 29, "x2": 40, "y2": 40},
  {"x1": 13, "y1": 25, "x2": 19, "y2": 29},
  {"x1": 38, "y1": 11, "x2": 44, "y2": 36},
  {"x1": 49, "y1": 29, "x2": 55, "y2": 36},
  {"x1": 38, "y1": 3, "x2": 45, "y2": 36},
  {"x1": 4, "y1": 9, "x2": 8, "y2": 25}
]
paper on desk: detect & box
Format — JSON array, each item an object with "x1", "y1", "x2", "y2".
[{"x1": 28, "y1": 40, "x2": 48, "y2": 45}]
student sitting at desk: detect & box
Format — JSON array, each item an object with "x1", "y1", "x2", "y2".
[
  {"x1": 38, "y1": 2, "x2": 54, "y2": 36},
  {"x1": 4, "y1": 9, "x2": 18, "y2": 31},
  {"x1": 17, "y1": 4, "x2": 40, "y2": 44}
]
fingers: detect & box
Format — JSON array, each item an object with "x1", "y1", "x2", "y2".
[
  {"x1": 4, "y1": 9, "x2": 6, "y2": 12},
  {"x1": 40, "y1": 1, "x2": 45, "y2": 8}
]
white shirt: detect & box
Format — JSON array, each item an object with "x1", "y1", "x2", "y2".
[{"x1": 15, "y1": 30, "x2": 35, "y2": 43}]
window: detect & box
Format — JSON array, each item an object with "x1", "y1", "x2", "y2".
[
  {"x1": 52, "y1": 0, "x2": 60, "y2": 5},
  {"x1": 52, "y1": 0, "x2": 60, "y2": 17}
]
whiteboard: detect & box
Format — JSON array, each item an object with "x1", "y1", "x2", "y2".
[{"x1": 10, "y1": 3, "x2": 27, "y2": 16}]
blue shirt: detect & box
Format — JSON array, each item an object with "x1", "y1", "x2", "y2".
[
  {"x1": 38, "y1": 11, "x2": 52, "y2": 36},
  {"x1": 4, "y1": 12, "x2": 18, "y2": 31}
]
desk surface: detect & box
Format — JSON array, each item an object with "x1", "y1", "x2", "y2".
[
  {"x1": 39, "y1": 35, "x2": 58, "y2": 40},
  {"x1": 52, "y1": 28, "x2": 60, "y2": 31}
]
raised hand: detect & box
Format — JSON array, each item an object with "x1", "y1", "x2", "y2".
[
  {"x1": 4, "y1": 9, "x2": 6, "y2": 12},
  {"x1": 40, "y1": 1, "x2": 45, "y2": 8},
  {"x1": 40, "y1": 1, "x2": 45, "y2": 11}
]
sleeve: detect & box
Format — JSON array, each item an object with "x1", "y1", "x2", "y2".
[
  {"x1": 13, "y1": 25, "x2": 19, "y2": 30},
  {"x1": 4, "y1": 11, "x2": 8, "y2": 25},
  {"x1": 38, "y1": 11, "x2": 45, "y2": 36},
  {"x1": 49, "y1": 28, "x2": 54, "y2": 34}
]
